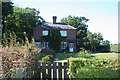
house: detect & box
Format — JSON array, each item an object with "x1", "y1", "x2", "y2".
[{"x1": 33, "y1": 16, "x2": 76, "y2": 52}]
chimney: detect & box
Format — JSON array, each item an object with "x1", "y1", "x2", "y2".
[{"x1": 53, "y1": 16, "x2": 57, "y2": 24}]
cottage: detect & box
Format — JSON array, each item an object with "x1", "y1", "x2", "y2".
[{"x1": 33, "y1": 16, "x2": 76, "y2": 52}]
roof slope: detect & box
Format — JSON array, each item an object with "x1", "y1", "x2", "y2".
[{"x1": 33, "y1": 22, "x2": 76, "y2": 30}]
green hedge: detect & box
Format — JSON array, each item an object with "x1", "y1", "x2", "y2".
[
  {"x1": 68, "y1": 58, "x2": 120, "y2": 78},
  {"x1": 110, "y1": 44, "x2": 120, "y2": 53}
]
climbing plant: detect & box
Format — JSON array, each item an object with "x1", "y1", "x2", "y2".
[{"x1": 42, "y1": 30, "x2": 63, "y2": 52}]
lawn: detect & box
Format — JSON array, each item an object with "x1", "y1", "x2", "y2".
[
  {"x1": 58, "y1": 53, "x2": 119, "y2": 62},
  {"x1": 92, "y1": 53, "x2": 119, "y2": 60},
  {"x1": 39, "y1": 52, "x2": 119, "y2": 62}
]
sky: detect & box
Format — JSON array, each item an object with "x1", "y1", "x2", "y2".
[{"x1": 12, "y1": 0, "x2": 119, "y2": 44}]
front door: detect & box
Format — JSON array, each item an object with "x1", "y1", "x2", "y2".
[{"x1": 69, "y1": 43, "x2": 74, "y2": 52}]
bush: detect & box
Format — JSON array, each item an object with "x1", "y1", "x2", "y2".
[
  {"x1": 68, "y1": 58, "x2": 119, "y2": 78},
  {"x1": 78, "y1": 48, "x2": 92, "y2": 58},
  {"x1": 110, "y1": 44, "x2": 120, "y2": 53},
  {"x1": 40, "y1": 48, "x2": 55, "y2": 54},
  {"x1": 1, "y1": 46, "x2": 39, "y2": 78},
  {"x1": 41, "y1": 55, "x2": 54, "y2": 62}
]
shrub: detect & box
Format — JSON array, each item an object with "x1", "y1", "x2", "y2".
[
  {"x1": 78, "y1": 48, "x2": 92, "y2": 58},
  {"x1": 68, "y1": 58, "x2": 119, "y2": 78},
  {"x1": 40, "y1": 48, "x2": 55, "y2": 55},
  {"x1": 110, "y1": 44, "x2": 120, "y2": 53},
  {"x1": 1, "y1": 45, "x2": 39, "y2": 78},
  {"x1": 41, "y1": 55, "x2": 54, "y2": 62}
]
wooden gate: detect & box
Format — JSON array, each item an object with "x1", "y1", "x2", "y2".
[{"x1": 33, "y1": 62, "x2": 69, "y2": 79}]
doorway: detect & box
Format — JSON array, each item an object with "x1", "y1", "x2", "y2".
[{"x1": 69, "y1": 43, "x2": 74, "y2": 52}]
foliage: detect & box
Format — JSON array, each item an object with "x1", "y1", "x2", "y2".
[
  {"x1": 100, "y1": 40, "x2": 110, "y2": 52},
  {"x1": 75, "y1": 65, "x2": 120, "y2": 78},
  {"x1": 2, "y1": 30, "x2": 35, "y2": 48},
  {"x1": 42, "y1": 30, "x2": 63, "y2": 52},
  {"x1": 61, "y1": 15, "x2": 110, "y2": 52},
  {"x1": 68, "y1": 58, "x2": 119, "y2": 78},
  {"x1": 61, "y1": 15, "x2": 89, "y2": 51},
  {"x1": 2, "y1": 2, "x2": 13, "y2": 34},
  {"x1": 78, "y1": 48, "x2": 92, "y2": 58},
  {"x1": 1, "y1": 45, "x2": 39, "y2": 78},
  {"x1": 5, "y1": 6, "x2": 45, "y2": 41},
  {"x1": 41, "y1": 55, "x2": 54, "y2": 62},
  {"x1": 40, "y1": 48, "x2": 55, "y2": 54},
  {"x1": 110, "y1": 44, "x2": 120, "y2": 53},
  {"x1": 1, "y1": 31, "x2": 39, "y2": 78}
]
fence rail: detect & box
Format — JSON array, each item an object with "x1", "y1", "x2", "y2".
[
  {"x1": 10, "y1": 62, "x2": 69, "y2": 79},
  {"x1": 33, "y1": 62, "x2": 69, "y2": 79}
]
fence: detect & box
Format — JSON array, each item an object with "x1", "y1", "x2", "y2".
[{"x1": 33, "y1": 62, "x2": 69, "y2": 79}]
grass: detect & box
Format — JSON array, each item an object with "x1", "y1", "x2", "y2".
[
  {"x1": 38, "y1": 52, "x2": 119, "y2": 62},
  {"x1": 92, "y1": 53, "x2": 119, "y2": 60},
  {"x1": 58, "y1": 53, "x2": 119, "y2": 62}
]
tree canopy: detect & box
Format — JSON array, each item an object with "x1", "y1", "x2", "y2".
[
  {"x1": 61, "y1": 15, "x2": 110, "y2": 52},
  {"x1": 61, "y1": 15, "x2": 89, "y2": 51},
  {"x1": 4, "y1": 6, "x2": 45, "y2": 41}
]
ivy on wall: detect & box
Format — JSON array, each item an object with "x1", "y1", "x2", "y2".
[{"x1": 42, "y1": 30, "x2": 64, "y2": 52}]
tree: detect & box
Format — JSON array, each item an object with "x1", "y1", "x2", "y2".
[
  {"x1": 5, "y1": 6, "x2": 45, "y2": 41},
  {"x1": 2, "y1": 2, "x2": 13, "y2": 38},
  {"x1": 101, "y1": 40, "x2": 110, "y2": 52},
  {"x1": 61, "y1": 15, "x2": 89, "y2": 51},
  {"x1": 86, "y1": 31, "x2": 104, "y2": 52},
  {"x1": 42, "y1": 30, "x2": 63, "y2": 52}
]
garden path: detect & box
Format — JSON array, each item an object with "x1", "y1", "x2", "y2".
[{"x1": 53, "y1": 53, "x2": 59, "y2": 62}]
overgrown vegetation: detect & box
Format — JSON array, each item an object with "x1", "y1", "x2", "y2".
[
  {"x1": 110, "y1": 44, "x2": 120, "y2": 53},
  {"x1": 1, "y1": 31, "x2": 39, "y2": 78},
  {"x1": 68, "y1": 58, "x2": 120, "y2": 78},
  {"x1": 42, "y1": 30, "x2": 63, "y2": 52},
  {"x1": 41, "y1": 55, "x2": 54, "y2": 62}
]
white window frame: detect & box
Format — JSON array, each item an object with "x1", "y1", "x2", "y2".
[
  {"x1": 42, "y1": 30, "x2": 48, "y2": 36},
  {"x1": 61, "y1": 42, "x2": 67, "y2": 49},
  {"x1": 35, "y1": 42, "x2": 41, "y2": 48},
  {"x1": 42, "y1": 42, "x2": 49, "y2": 48},
  {"x1": 60, "y1": 31, "x2": 67, "y2": 37}
]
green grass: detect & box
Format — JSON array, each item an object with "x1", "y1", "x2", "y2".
[
  {"x1": 38, "y1": 52, "x2": 119, "y2": 62},
  {"x1": 58, "y1": 53, "x2": 119, "y2": 62},
  {"x1": 92, "y1": 53, "x2": 119, "y2": 60}
]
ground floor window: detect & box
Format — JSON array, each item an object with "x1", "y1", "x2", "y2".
[
  {"x1": 61, "y1": 42, "x2": 67, "y2": 49},
  {"x1": 35, "y1": 42, "x2": 41, "y2": 48},
  {"x1": 42, "y1": 42, "x2": 49, "y2": 48},
  {"x1": 35, "y1": 42, "x2": 49, "y2": 48}
]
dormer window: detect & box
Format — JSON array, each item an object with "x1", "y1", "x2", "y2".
[
  {"x1": 60, "y1": 31, "x2": 67, "y2": 36},
  {"x1": 43, "y1": 30, "x2": 48, "y2": 36}
]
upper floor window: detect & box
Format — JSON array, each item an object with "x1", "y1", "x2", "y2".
[
  {"x1": 42, "y1": 30, "x2": 48, "y2": 36},
  {"x1": 60, "y1": 31, "x2": 67, "y2": 36}
]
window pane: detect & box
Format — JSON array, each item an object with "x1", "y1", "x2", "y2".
[
  {"x1": 60, "y1": 31, "x2": 67, "y2": 36},
  {"x1": 61, "y1": 42, "x2": 67, "y2": 49},
  {"x1": 42, "y1": 42, "x2": 49, "y2": 48},
  {"x1": 43, "y1": 30, "x2": 48, "y2": 36}
]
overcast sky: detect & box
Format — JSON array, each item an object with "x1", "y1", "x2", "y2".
[{"x1": 13, "y1": 0, "x2": 119, "y2": 44}]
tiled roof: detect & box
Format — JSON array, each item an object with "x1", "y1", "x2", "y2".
[{"x1": 33, "y1": 22, "x2": 76, "y2": 30}]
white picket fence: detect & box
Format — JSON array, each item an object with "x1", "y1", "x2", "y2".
[{"x1": 11, "y1": 68, "x2": 32, "y2": 78}]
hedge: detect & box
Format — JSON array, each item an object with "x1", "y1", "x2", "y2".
[
  {"x1": 110, "y1": 44, "x2": 120, "y2": 53},
  {"x1": 68, "y1": 58, "x2": 120, "y2": 78}
]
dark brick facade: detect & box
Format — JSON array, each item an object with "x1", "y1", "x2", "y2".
[
  {"x1": 33, "y1": 29, "x2": 76, "y2": 52},
  {"x1": 33, "y1": 16, "x2": 76, "y2": 52}
]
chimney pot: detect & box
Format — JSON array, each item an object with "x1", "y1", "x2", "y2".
[{"x1": 53, "y1": 16, "x2": 57, "y2": 24}]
